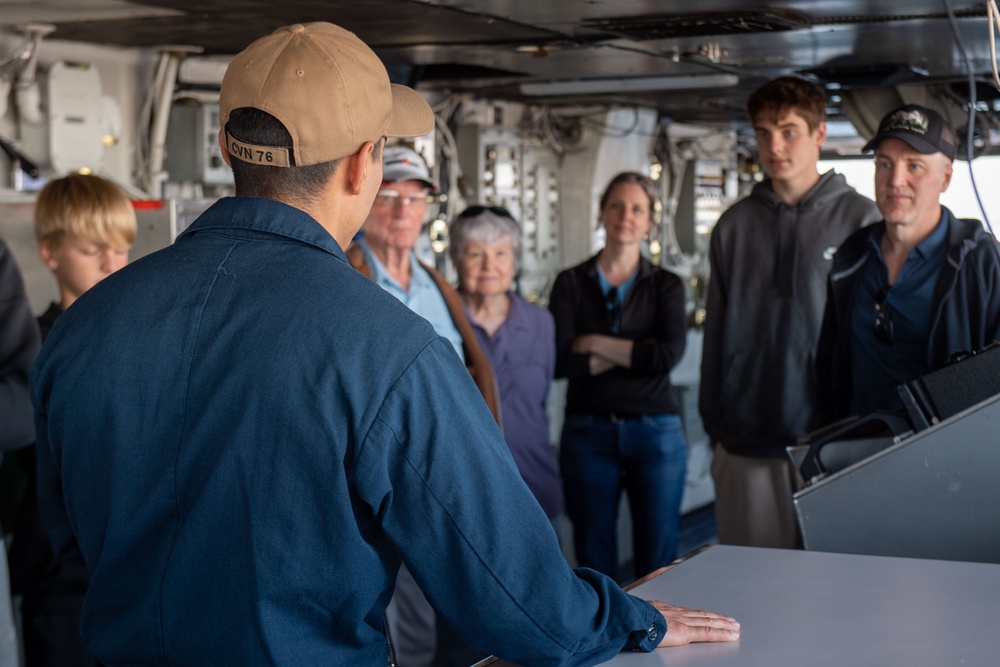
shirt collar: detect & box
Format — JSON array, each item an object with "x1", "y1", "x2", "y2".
[
  {"x1": 502, "y1": 292, "x2": 531, "y2": 332},
  {"x1": 467, "y1": 292, "x2": 530, "y2": 340},
  {"x1": 866, "y1": 208, "x2": 950, "y2": 262},
  {"x1": 357, "y1": 238, "x2": 431, "y2": 292},
  {"x1": 913, "y1": 208, "x2": 950, "y2": 260},
  {"x1": 180, "y1": 197, "x2": 346, "y2": 259}
]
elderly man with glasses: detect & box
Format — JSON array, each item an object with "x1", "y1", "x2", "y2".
[
  {"x1": 817, "y1": 104, "x2": 1000, "y2": 424},
  {"x1": 346, "y1": 145, "x2": 500, "y2": 667},
  {"x1": 348, "y1": 145, "x2": 499, "y2": 422}
]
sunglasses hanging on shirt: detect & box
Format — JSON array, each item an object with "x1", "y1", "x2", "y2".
[{"x1": 873, "y1": 285, "x2": 894, "y2": 345}]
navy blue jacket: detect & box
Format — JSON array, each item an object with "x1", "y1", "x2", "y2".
[
  {"x1": 816, "y1": 208, "x2": 1000, "y2": 424},
  {"x1": 31, "y1": 197, "x2": 663, "y2": 666}
]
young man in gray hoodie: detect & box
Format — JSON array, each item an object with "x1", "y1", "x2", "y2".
[{"x1": 699, "y1": 77, "x2": 881, "y2": 548}]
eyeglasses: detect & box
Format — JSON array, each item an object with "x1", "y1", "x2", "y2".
[
  {"x1": 374, "y1": 190, "x2": 429, "y2": 209},
  {"x1": 873, "y1": 285, "x2": 894, "y2": 345},
  {"x1": 606, "y1": 286, "x2": 622, "y2": 333}
]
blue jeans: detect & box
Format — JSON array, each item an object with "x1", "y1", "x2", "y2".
[{"x1": 560, "y1": 413, "x2": 687, "y2": 579}]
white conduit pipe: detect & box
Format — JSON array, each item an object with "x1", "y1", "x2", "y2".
[{"x1": 146, "y1": 51, "x2": 181, "y2": 197}]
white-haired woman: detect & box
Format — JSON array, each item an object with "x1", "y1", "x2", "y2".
[
  {"x1": 433, "y1": 206, "x2": 561, "y2": 667},
  {"x1": 448, "y1": 205, "x2": 562, "y2": 522}
]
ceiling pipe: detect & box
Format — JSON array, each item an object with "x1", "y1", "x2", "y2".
[
  {"x1": 520, "y1": 73, "x2": 739, "y2": 96},
  {"x1": 146, "y1": 45, "x2": 202, "y2": 197}
]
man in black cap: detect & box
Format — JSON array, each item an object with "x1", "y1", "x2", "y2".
[{"x1": 817, "y1": 104, "x2": 1000, "y2": 422}]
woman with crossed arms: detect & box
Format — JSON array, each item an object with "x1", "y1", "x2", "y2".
[{"x1": 549, "y1": 172, "x2": 688, "y2": 581}]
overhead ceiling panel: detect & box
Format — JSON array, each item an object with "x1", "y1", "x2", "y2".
[
  {"x1": 431, "y1": 0, "x2": 990, "y2": 34},
  {"x1": 0, "y1": 0, "x2": 994, "y2": 125},
  {"x1": 0, "y1": 0, "x2": 180, "y2": 25},
  {"x1": 582, "y1": 8, "x2": 814, "y2": 40},
  {"x1": 29, "y1": 0, "x2": 565, "y2": 55}
]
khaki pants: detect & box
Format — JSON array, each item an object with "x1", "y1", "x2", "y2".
[{"x1": 710, "y1": 445, "x2": 803, "y2": 549}]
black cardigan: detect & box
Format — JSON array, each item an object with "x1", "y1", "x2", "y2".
[{"x1": 549, "y1": 254, "x2": 686, "y2": 415}]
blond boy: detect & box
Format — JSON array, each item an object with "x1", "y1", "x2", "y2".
[
  {"x1": 35, "y1": 173, "x2": 136, "y2": 319},
  {"x1": 10, "y1": 172, "x2": 135, "y2": 665}
]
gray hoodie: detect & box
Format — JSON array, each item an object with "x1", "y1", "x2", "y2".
[{"x1": 699, "y1": 170, "x2": 881, "y2": 457}]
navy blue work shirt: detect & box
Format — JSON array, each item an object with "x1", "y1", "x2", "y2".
[
  {"x1": 850, "y1": 211, "x2": 950, "y2": 415},
  {"x1": 31, "y1": 197, "x2": 664, "y2": 666}
]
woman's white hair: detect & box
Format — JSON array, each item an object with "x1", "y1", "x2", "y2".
[{"x1": 448, "y1": 208, "x2": 522, "y2": 269}]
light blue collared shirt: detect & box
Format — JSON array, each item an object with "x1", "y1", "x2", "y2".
[
  {"x1": 596, "y1": 265, "x2": 638, "y2": 335},
  {"x1": 357, "y1": 238, "x2": 464, "y2": 359}
]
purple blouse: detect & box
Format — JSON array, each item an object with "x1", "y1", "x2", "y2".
[{"x1": 469, "y1": 293, "x2": 562, "y2": 519}]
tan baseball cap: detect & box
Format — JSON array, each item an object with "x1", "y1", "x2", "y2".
[{"x1": 219, "y1": 22, "x2": 433, "y2": 167}]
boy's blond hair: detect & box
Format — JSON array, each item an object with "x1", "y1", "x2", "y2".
[{"x1": 34, "y1": 173, "x2": 137, "y2": 248}]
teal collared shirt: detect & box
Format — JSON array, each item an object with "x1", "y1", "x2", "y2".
[{"x1": 357, "y1": 238, "x2": 463, "y2": 359}]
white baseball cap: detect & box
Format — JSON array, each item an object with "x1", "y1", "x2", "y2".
[{"x1": 382, "y1": 145, "x2": 438, "y2": 192}]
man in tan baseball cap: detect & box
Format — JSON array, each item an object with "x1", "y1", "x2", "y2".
[
  {"x1": 32, "y1": 22, "x2": 739, "y2": 667},
  {"x1": 216, "y1": 21, "x2": 433, "y2": 248}
]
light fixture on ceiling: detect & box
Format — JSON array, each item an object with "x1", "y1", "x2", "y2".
[{"x1": 519, "y1": 73, "x2": 739, "y2": 96}]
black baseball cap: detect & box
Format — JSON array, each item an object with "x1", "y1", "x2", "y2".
[{"x1": 862, "y1": 104, "x2": 956, "y2": 160}]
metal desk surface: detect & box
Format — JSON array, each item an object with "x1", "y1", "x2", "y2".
[{"x1": 484, "y1": 544, "x2": 1000, "y2": 666}]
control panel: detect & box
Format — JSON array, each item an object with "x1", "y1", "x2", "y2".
[
  {"x1": 456, "y1": 125, "x2": 562, "y2": 302},
  {"x1": 164, "y1": 102, "x2": 233, "y2": 187}
]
